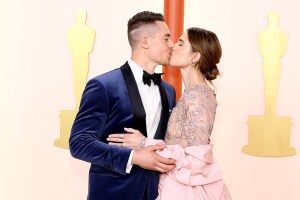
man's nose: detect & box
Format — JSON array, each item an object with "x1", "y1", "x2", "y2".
[{"x1": 168, "y1": 39, "x2": 174, "y2": 48}]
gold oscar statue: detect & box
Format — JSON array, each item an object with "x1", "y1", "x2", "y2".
[
  {"x1": 242, "y1": 12, "x2": 296, "y2": 157},
  {"x1": 55, "y1": 9, "x2": 96, "y2": 149}
]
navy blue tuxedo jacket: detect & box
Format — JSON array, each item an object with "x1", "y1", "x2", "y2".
[{"x1": 69, "y1": 62, "x2": 176, "y2": 200}]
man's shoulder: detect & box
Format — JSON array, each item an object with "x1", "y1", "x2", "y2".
[
  {"x1": 161, "y1": 80, "x2": 175, "y2": 91},
  {"x1": 91, "y1": 68, "x2": 123, "y2": 83}
]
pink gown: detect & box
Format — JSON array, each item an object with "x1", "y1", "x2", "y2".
[{"x1": 146, "y1": 83, "x2": 231, "y2": 200}]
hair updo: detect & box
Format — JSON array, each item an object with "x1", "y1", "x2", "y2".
[{"x1": 187, "y1": 27, "x2": 222, "y2": 81}]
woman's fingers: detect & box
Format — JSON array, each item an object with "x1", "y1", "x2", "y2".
[
  {"x1": 108, "y1": 142, "x2": 122, "y2": 147},
  {"x1": 107, "y1": 129, "x2": 144, "y2": 149},
  {"x1": 107, "y1": 133, "x2": 125, "y2": 143},
  {"x1": 124, "y1": 127, "x2": 143, "y2": 136},
  {"x1": 108, "y1": 133, "x2": 124, "y2": 138},
  {"x1": 107, "y1": 135, "x2": 124, "y2": 143}
]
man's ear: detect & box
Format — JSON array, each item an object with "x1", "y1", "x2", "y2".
[
  {"x1": 192, "y1": 52, "x2": 201, "y2": 63},
  {"x1": 141, "y1": 35, "x2": 149, "y2": 49}
]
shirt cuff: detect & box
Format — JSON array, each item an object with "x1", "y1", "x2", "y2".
[{"x1": 126, "y1": 150, "x2": 134, "y2": 173}]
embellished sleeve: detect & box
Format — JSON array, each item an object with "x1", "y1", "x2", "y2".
[{"x1": 184, "y1": 91, "x2": 215, "y2": 145}]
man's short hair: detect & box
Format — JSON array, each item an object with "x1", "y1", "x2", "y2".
[{"x1": 127, "y1": 11, "x2": 165, "y2": 48}]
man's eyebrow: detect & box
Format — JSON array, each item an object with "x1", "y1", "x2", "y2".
[
  {"x1": 164, "y1": 33, "x2": 171, "y2": 37},
  {"x1": 179, "y1": 39, "x2": 184, "y2": 43}
]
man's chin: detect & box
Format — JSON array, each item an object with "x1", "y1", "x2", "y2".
[
  {"x1": 163, "y1": 58, "x2": 172, "y2": 66},
  {"x1": 168, "y1": 61, "x2": 179, "y2": 67},
  {"x1": 161, "y1": 61, "x2": 170, "y2": 66},
  {"x1": 169, "y1": 60, "x2": 175, "y2": 66}
]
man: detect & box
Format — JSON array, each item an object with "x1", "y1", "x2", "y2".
[{"x1": 69, "y1": 11, "x2": 176, "y2": 200}]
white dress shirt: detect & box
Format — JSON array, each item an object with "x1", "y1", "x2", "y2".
[{"x1": 126, "y1": 59, "x2": 162, "y2": 173}]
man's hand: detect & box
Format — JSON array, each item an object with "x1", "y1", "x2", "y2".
[{"x1": 131, "y1": 144, "x2": 176, "y2": 173}]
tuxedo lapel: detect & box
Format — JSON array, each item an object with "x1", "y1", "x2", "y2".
[
  {"x1": 120, "y1": 63, "x2": 147, "y2": 137},
  {"x1": 154, "y1": 83, "x2": 169, "y2": 140}
]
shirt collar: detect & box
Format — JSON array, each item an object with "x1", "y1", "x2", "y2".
[{"x1": 128, "y1": 59, "x2": 144, "y2": 85}]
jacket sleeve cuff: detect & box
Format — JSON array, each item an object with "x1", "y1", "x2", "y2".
[{"x1": 125, "y1": 150, "x2": 134, "y2": 173}]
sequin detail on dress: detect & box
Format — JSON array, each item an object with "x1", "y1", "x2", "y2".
[{"x1": 165, "y1": 84, "x2": 217, "y2": 148}]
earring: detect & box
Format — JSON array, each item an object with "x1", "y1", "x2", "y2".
[{"x1": 213, "y1": 85, "x2": 217, "y2": 96}]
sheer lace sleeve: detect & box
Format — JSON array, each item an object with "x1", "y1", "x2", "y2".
[{"x1": 186, "y1": 91, "x2": 215, "y2": 146}]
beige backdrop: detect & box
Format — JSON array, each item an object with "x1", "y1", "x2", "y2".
[{"x1": 1, "y1": 0, "x2": 299, "y2": 199}]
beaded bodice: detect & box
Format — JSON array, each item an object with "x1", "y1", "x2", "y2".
[{"x1": 165, "y1": 83, "x2": 217, "y2": 148}]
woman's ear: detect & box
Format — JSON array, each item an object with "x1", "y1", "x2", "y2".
[{"x1": 192, "y1": 52, "x2": 201, "y2": 63}]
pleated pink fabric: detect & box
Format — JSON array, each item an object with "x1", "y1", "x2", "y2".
[{"x1": 145, "y1": 139, "x2": 232, "y2": 200}]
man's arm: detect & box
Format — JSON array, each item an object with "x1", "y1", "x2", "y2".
[{"x1": 69, "y1": 78, "x2": 131, "y2": 175}]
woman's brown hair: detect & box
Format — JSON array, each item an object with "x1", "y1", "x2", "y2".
[{"x1": 187, "y1": 27, "x2": 222, "y2": 81}]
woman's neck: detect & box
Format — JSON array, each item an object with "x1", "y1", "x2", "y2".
[{"x1": 181, "y1": 66, "x2": 206, "y2": 89}]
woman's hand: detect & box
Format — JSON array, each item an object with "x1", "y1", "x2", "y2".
[{"x1": 107, "y1": 127, "x2": 146, "y2": 150}]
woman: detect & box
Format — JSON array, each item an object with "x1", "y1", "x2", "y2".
[{"x1": 107, "y1": 27, "x2": 231, "y2": 200}]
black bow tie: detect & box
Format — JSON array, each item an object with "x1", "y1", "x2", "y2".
[{"x1": 142, "y1": 70, "x2": 164, "y2": 86}]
